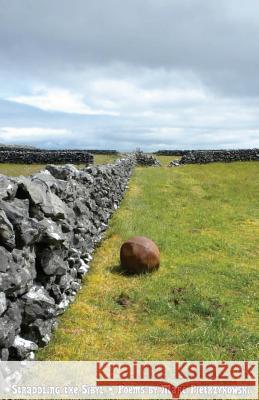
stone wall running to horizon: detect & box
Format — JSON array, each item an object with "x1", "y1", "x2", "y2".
[{"x1": 0, "y1": 156, "x2": 135, "y2": 360}]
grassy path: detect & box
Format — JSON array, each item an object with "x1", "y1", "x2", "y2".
[{"x1": 38, "y1": 162, "x2": 259, "y2": 360}]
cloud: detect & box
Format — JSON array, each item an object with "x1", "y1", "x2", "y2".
[
  {"x1": 90, "y1": 77, "x2": 208, "y2": 112},
  {"x1": 8, "y1": 87, "x2": 119, "y2": 116},
  {"x1": 0, "y1": 0, "x2": 259, "y2": 149},
  {"x1": 1, "y1": 0, "x2": 259, "y2": 96},
  {"x1": 0, "y1": 126, "x2": 71, "y2": 144}
]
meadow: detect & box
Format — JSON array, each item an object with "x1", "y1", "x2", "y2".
[
  {"x1": 32, "y1": 160, "x2": 259, "y2": 361},
  {"x1": 0, "y1": 153, "x2": 119, "y2": 176}
]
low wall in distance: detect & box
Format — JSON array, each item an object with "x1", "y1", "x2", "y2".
[
  {"x1": 0, "y1": 156, "x2": 135, "y2": 360},
  {"x1": 179, "y1": 149, "x2": 259, "y2": 164},
  {"x1": 86, "y1": 150, "x2": 118, "y2": 154},
  {"x1": 0, "y1": 150, "x2": 94, "y2": 164},
  {"x1": 154, "y1": 150, "x2": 190, "y2": 156}
]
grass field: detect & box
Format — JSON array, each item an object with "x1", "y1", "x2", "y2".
[
  {"x1": 37, "y1": 161, "x2": 259, "y2": 361},
  {"x1": 0, "y1": 154, "x2": 121, "y2": 176},
  {"x1": 0, "y1": 163, "x2": 47, "y2": 176},
  {"x1": 93, "y1": 153, "x2": 122, "y2": 165},
  {"x1": 0, "y1": 155, "x2": 178, "y2": 176},
  {"x1": 155, "y1": 155, "x2": 180, "y2": 166}
]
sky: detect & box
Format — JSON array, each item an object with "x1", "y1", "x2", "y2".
[{"x1": 0, "y1": 0, "x2": 259, "y2": 151}]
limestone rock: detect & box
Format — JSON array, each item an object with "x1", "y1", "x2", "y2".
[
  {"x1": 0, "y1": 316, "x2": 16, "y2": 347},
  {"x1": 23, "y1": 318, "x2": 58, "y2": 347},
  {"x1": 10, "y1": 335, "x2": 38, "y2": 360},
  {"x1": 0, "y1": 175, "x2": 18, "y2": 200},
  {"x1": 39, "y1": 248, "x2": 68, "y2": 276},
  {"x1": 0, "y1": 247, "x2": 36, "y2": 296},
  {"x1": 0, "y1": 292, "x2": 7, "y2": 316},
  {"x1": 17, "y1": 177, "x2": 67, "y2": 220},
  {"x1": 22, "y1": 285, "x2": 56, "y2": 323},
  {"x1": 0, "y1": 210, "x2": 15, "y2": 249}
]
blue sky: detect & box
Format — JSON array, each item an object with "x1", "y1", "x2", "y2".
[{"x1": 0, "y1": 0, "x2": 259, "y2": 150}]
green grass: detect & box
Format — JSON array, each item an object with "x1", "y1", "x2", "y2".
[
  {"x1": 0, "y1": 163, "x2": 47, "y2": 176},
  {"x1": 38, "y1": 161, "x2": 259, "y2": 361},
  {"x1": 156, "y1": 155, "x2": 180, "y2": 166},
  {"x1": 94, "y1": 153, "x2": 121, "y2": 165},
  {"x1": 0, "y1": 154, "x2": 119, "y2": 176}
]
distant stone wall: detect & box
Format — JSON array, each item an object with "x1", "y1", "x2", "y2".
[
  {"x1": 86, "y1": 150, "x2": 118, "y2": 155},
  {"x1": 179, "y1": 149, "x2": 259, "y2": 164},
  {"x1": 0, "y1": 156, "x2": 135, "y2": 360},
  {"x1": 0, "y1": 146, "x2": 38, "y2": 151},
  {"x1": 0, "y1": 150, "x2": 94, "y2": 164},
  {"x1": 154, "y1": 150, "x2": 190, "y2": 156}
]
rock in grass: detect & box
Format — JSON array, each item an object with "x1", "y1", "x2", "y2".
[{"x1": 120, "y1": 236, "x2": 160, "y2": 274}]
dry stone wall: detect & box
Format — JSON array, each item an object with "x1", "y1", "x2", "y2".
[
  {"x1": 154, "y1": 150, "x2": 190, "y2": 156},
  {"x1": 179, "y1": 149, "x2": 259, "y2": 164},
  {"x1": 136, "y1": 152, "x2": 161, "y2": 167},
  {"x1": 0, "y1": 156, "x2": 135, "y2": 360},
  {"x1": 0, "y1": 149, "x2": 94, "y2": 164},
  {"x1": 86, "y1": 150, "x2": 118, "y2": 155}
]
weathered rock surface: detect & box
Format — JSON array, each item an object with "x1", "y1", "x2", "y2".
[
  {"x1": 10, "y1": 335, "x2": 38, "y2": 360},
  {"x1": 0, "y1": 175, "x2": 18, "y2": 199},
  {"x1": 0, "y1": 156, "x2": 135, "y2": 360},
  {"x1": 0, "y1": 292, "x2": 7, "y2": 316},
  {"x1": 0, "y1": 247, "x2": 36, "y2": 296},
  {"x1": 0, "y1": 210, "x2": 15, "y2": 249}
]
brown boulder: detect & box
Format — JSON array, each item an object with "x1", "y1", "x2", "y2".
[{"x1": 120, "y1": 236, "x2": 160, "y2": 274}]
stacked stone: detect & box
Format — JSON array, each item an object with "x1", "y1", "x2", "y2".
[
  {"x1": 136, "y1": 152, "x2": 161, "y2": 167},
  {"x1": 180, "y1": 149, "x2": 259, "y2": 164},
  {"x1": 0, "y1": 150, "x2": 94, "y2": 165},
  {"x1": 0, "y1": 156, "x2": 135, "y2": 360}
]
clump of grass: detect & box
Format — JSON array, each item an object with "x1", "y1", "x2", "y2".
[{"x1": 37, "y1": 161, "x2": 259, "y2": 361}]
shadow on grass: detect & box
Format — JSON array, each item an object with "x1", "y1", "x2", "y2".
[{"x1": 109, "y1": 264, "x2": 149, "y2": 277}]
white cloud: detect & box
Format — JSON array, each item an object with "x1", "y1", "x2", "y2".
[
  {"x1": 90, "y1": 78, "x2": 207, "y2": 111},
  {"x1": 0, "y1": 127, "x2": 71, "y2": 141},
  {"x1": 1, "y1": 0, "x2": 259, "y2": 151},
  {"x1": 8, "y1": 87, "x2": 119, "y2": 116},
  {"x1": 1, "y1": 66, "x2": 259, "y2": 150}
]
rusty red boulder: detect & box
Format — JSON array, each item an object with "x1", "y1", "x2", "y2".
[{"x1": 120, "y1": 236, "x2": 160, "y2": 274}]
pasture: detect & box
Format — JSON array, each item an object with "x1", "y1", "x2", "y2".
[
  {"x1": 0, "y1": 153, "x2": 119, "y2": 176},
  {"x1": 33, "y1": 161, "x2": 259, "y2": 361}
]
